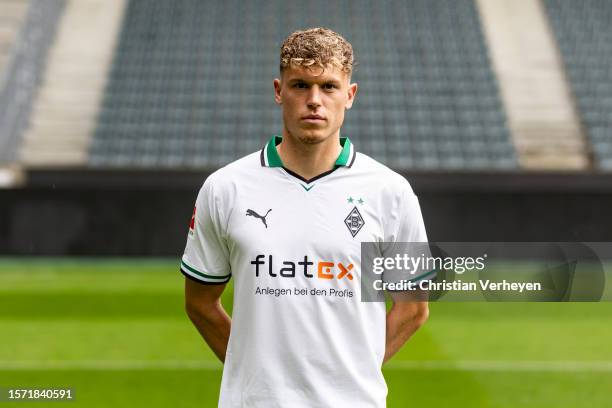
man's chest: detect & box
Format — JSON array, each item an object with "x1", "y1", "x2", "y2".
[
  {"x1": 225, "y1": 179, "x2": 384, "y2": 257},
  {"x1": 222, "y1": 177, "x2": 387, "y2": 294}
]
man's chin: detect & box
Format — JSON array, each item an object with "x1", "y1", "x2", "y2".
[
  {"x1": 298, "y1": 135, "x2": 325, "y2": 145},
  {"x1": 294, "y1": 130, "x2": 330, "y2": 145}
]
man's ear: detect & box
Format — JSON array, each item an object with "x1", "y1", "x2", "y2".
[
  {"x1": 273, "y1": 78, "x2": 282, "y2": 105},
  {"x1": 345, "y1": 82, "x2": 358, "y2": 109}
]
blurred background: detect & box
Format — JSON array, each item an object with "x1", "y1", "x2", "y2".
[{"x1": 0, "y1": 0, "x2": 611, "y2": 407}]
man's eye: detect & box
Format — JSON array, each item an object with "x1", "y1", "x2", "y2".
[
  {"x1": 293, "y1": 83, "x2": 307, "y2": 89},
  {"x1": 323, "y1": 84, "x2": 337, "y2": 90}
]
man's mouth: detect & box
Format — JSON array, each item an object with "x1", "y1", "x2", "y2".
[{"x1": 302, "y1": 114, "x2": 325, "y2": 122}]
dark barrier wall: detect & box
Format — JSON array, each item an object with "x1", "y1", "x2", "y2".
[
  {"x1": 0, "y1": 188, "x2": 191, "y2": 255},
  {"x1": 1, "y1": 171, "x2": 612, "y2": 256}
]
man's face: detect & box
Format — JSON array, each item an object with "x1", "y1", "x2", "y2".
[{"x1": 274, "y1": 65, "x2": 357, "y2": 144}]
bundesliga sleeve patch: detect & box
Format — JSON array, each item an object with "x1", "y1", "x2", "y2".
[{"x1": 189, "y1": 206, "x2": 196, "y2": 235}]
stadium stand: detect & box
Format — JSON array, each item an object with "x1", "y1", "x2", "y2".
[
  {"x1": 544, "y1": 0, "x2": 612, "y2": 170},
  {"x1": 20, "y1": 0, "x2": 126, "y2": 166},
  {"x1": 0, "y1": 0, "x2": 29, "y2": 185},
  {"x1": 477, "y1": 0, "x2": 589, "y2": 170},
  {"x1": 0, "y1": 0, "x2": 64, "y2": 168},
  {"x1": 0, "y1": 0, "x2": 28, "y2": 72},
  {"x1": 3, "y1": 0, "x2": 612, "y2": 255},
  {"x1": 90, "y1": 0, "x2": 517, "y2": 170}
]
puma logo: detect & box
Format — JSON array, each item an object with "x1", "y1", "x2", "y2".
[{"x1": 246, "y1": 208, "x2": 272, "y2": 228}]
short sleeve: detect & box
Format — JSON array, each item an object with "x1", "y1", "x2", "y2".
[
  {"x1": 180, "y1": 176, "x2": 231, "y2": 284},
  {"x1": 396, "y1": 189, "x2": 428, "y2": 243},
  {"x1": 382, "y1": 179, "x2": 428, "y2": 243},
  {"x1": 382, "y1": 180, "x2": 435, "y2": 285}
]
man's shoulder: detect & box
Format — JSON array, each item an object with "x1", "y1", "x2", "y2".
[
  {"x1": 353, "y1": 152, "x2": 416, "y2": 196},
  {"x1": 202, "y1": 150, "x2": 263, "y2": 189}
]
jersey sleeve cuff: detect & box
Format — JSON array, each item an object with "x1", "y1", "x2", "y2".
[
  {"x1": 407, "y1": 269, "x2": 437, "y2": 283},
  {"x1": 180, "y1": 259, "x2": 231, "y2": 284}
]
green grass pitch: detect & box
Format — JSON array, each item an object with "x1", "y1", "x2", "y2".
[{"x1": 0, "y1": 258, "x2": 611, "y2": 407}]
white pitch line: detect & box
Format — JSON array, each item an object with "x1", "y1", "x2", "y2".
[
  {"x1": 1, "y1": 360, "x2": 612, "y2": 372},
  {"x1": 0, "y1": 360, "x2": 222, "y2": 370},
  {"x1": 385, "y1": 360, "x2": 612, "y2": 372}
]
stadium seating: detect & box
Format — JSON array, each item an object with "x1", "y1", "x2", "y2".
[
  {"x1": 476, "y1": 0, "x2": 590, "y2": 171},
  {"x1": 20, "y1": 0, "x2": 126, "y2": 166},
  {"x1": 90, "y1": 0, "x2": 517, "y2": 170},
  {"x1": 0, "y1": 0, "x2": 29, "y2": 72},
  {"x1": 544, "y1": 0, "x2": 612, "y2": 170},
  {"x1": 0, "y1": 0, "x2": 64, "y2": 165}
]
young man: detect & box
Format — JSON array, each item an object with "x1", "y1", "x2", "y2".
[{"x1": 181, "y1": 27, "x2": 430, "y2": 407}]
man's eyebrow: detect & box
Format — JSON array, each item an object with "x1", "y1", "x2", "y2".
[
  {"x1": 287, "y1": 78, "x2": 342, "y2": 85},
  {"x1": 322, "y1": 79, "x2": 342, "y2": 86}
]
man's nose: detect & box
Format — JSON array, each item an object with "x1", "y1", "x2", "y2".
[{"x1": 306, "y1": 86, "x2": 322, "y2": 108}]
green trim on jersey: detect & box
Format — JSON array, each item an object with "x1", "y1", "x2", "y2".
[
  {"x1": 181, "y1": 259, "x2": 230, "y2": 280},
  {"x1": 266, "y1": 136, "x2": 284, "y2": 167},
  {"x1": 263, "y1": 135, "x2": 353, "y2": 167},
  {"x1": 407, "y1": 269, "x2": 437, "y2": 283},
  {"x1": 335, "y1": 137, "x2": 352, "y2": 166}
]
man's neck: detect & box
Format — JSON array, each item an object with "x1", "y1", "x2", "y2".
[{"x1": 276, "y1": 131, "x2": 342, "y2": 181}]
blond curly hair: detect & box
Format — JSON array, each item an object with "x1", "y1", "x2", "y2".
[{"x1": 280, "y1": 27, "x2": 354, "y2": 75}]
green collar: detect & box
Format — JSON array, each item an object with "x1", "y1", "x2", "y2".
[{"x1": 261, "y1": 136, "x2": 355, "y2": 168}]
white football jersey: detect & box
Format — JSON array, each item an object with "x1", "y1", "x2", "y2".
[{"x1": 181, "y1": 136, "x2": 429, "y2": 408}]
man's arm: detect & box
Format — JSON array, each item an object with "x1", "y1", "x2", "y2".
[
  {"x1": 384, "y1": 299, "x2": 429, "y2": 363},
  {"x1": 184, "y1": 277, "x2": 231, "y2": 363}
]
